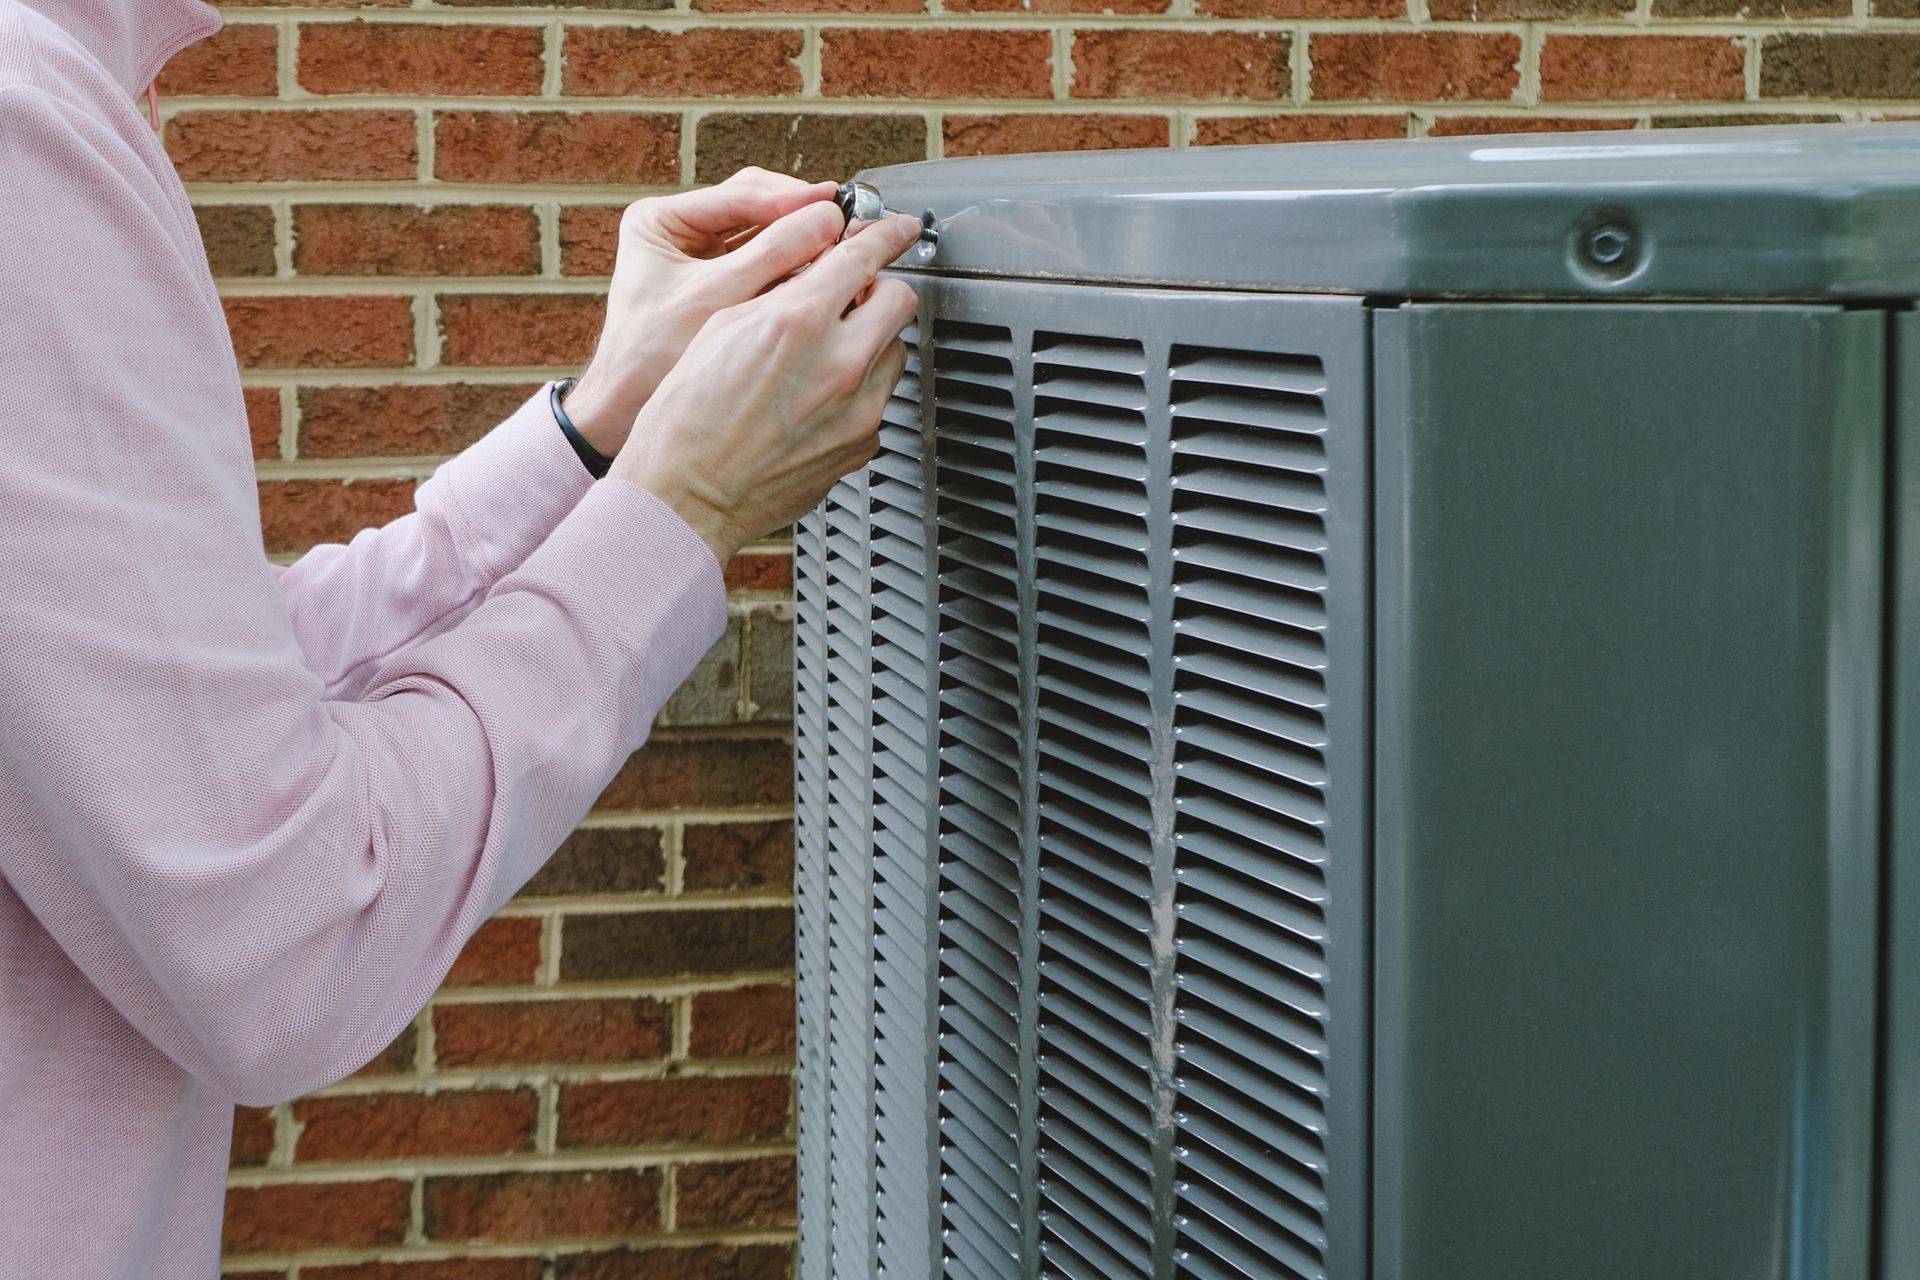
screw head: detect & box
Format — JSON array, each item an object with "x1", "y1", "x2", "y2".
[{"x1": 1583, "y1": 224, "x2": 1632, "y2": 267}]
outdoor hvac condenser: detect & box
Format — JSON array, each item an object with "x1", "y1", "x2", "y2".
[{"x1": 790, "y1": 124, "x2": 1920, "y2": 1280}]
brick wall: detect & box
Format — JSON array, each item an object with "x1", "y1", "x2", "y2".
[{"x1": 160, "y1": 0, "x2": 1906, "y2": 1274}]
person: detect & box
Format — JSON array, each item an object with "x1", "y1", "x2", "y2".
[{"x1": 0, "y1": 0, "x2": 922, "y2": 1273}]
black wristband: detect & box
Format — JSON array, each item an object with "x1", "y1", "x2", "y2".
[{"x1": 551, "y1": 377, "x2": 613, "y2": 480}]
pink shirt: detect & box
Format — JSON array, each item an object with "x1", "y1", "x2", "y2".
[{"x1": 0, "y1": 3, "x2": 728, "y2": 1274}]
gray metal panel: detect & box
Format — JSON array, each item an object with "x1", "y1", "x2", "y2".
[
  {"x1": 1883, "y1": 309, "x2": 1920, "y2": 1280},
  {"x1": 1372, "y1": 302, "x2": 1884, "y2": 1280},
  {"x1": 858, "y1": 124, "x2": 1920, "y2": 301},
  {"x1": 797, "y1": 275, "x2": 1370, "y2": 1280}
]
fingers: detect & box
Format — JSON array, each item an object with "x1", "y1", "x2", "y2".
[
  {"x1": 841, "y1": 277, "x2": 919, "y2": 352},
  {"x1": 721, "y1": 201, "x2": 844, "y2": 295},
  {"x1": 794, "y1": 215, "x2": 924, "y2": 312},
  {"x1": 653, "y1": 169, "x2": 837, "y2": 238}
]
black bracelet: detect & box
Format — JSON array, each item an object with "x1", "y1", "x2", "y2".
[{"x1": 551, "y1": 377, "x2": 613, "y2": 479}]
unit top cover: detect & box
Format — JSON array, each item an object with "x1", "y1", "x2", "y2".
[{"x1": 862, "y1": 123, "x2": 1920, "y2": 300}]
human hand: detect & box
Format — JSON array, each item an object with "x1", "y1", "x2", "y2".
[
  {"x1": 609, "y1": 215, "x2": 924, "y2": 566},
  {"x1": 561, "y1": 168, "x2": 843, "y2": 456}
]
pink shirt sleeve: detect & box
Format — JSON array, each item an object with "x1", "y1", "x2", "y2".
[{"x1": 0, "y1": 84, "x2": 728, "y2": 1106}]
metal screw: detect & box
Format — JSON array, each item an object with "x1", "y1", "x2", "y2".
[{"x1": 1584, "y1": 224, "x2": 1633, "y2": 268}]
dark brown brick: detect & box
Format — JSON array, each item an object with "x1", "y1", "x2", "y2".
[
  {"x1": 595, "y1": 737, "x2": 794, "y2": 812},
  {"x1": 196, "y1": 205, "x2": 276, "y2": 277},
  {"x1": 559, "y1": 907, "x2": 794, "y2": 982},
  {"x1": 1650, "y1": 111, "x2": 1846, "y2": 127},
  {"x1": 556, "y1": 1244, "x2": 792, "y2": 1280},
  {"x1": 232, "y1": 1106, "x2": 277, "y2": 1167},
  {"x1": 1656, "y1": 0, "x2": 1846, "y2": 13},
  {"x1": 305, "y1": 1260, "x2": 542, "y2": 1280},
  {"x1": 223, "y1": 1180, "x2": 411, "y2": 1254},
  {"x1": 294, "y1": 1088, "x2": 538, "y2": 1162},
  {"x1": 694, "y1": 113, "x2": 928, "y2": 185},
  {"x1": 557, "y1": 1075, "x2": 791, "y2": 1148},
  {"x1": 682, "y1": 821, "x2": 793, "y2": 894},
  {"x1": 425, "y1": 1169, "x2": 661, "y2": 1243},
  {"x1": 1761, "y1": 35, "x2": 1920, "y2": 100},
  {"x1": 295, "y1": 204, "x2": 540, "y2": 277},
  {"x1": 689, "y1": 984, "x2": 796, "y2": 1059},
  {"x1": 445, "y1": 916, "x2": 544, "y2": 987},
  {"x1": 1430, "y1": 0, "x2": 1628, "y2": 15},
  {"x1": 433, "y1": 997, "x2": 672, "y2": 1068},
  {"x1": 1193, "y1": 113, "x2": 1410, "y2": 145},
  {"x1": 675, "y1": 1157, "x2": 795, "y2": 1230},
  {"x1": 351, "y1": 1023, "x2": 419, "y2": 1078},
  {"x1": 1428, "y1": 115, "x2": 1637, "y2": 136},
  {"x1": 518, "y1": 825, "x2": 667, "y2": 898},
  {"x1": 943, "y1": 113, "x2": 1171, "y2": 158},
  {"x1": 298, "y1": 383, "x2": 535, "y2": 459},
  {"x1": 1197, "y1": 0, "x2": 1397, "y2": 11}
]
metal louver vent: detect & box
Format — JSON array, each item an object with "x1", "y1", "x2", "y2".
[{"x1": 796, "y1": 279, "x2": 1368, "y2": 1280}]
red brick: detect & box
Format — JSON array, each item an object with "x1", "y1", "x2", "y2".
[
  {"x1": 557, "y1": 1245, "x2": 791, "y2": 1280},
  {"x1": 1310, "y1": 33, "x2": 1521, "y2": 103},
  {"x1": 561, "y1": 204, "x2": 625, "y2": 277},
  {"x1": 259, "y1": 479, "x2": 419, "y2": 555},
  {"x1": 564, "y1": 27, "x2": 802, "y2": 97},
  {"x1": 1430, "y1": 0, "x2": 1625, "y2": 14},
  {"x1": 223, "y1": 1180, "x2": 411, "y2": 1254},
  {"x1": 425, "y1": 1169, "x2": 661, "y2": 1243},
  {"x1": 675, "y1": 1157, "x2": 795, "y2": 1230},
  {"x1": 244, "y1": 386, "x2": 281, "y2": 460},
  {"x1": 558, "y1": 1075, "x2": 791, "y2": 1149},
  {"x1": 439, "y1": 294, "x2": 606, "y2": 368},
  {"x1": 167, "y1": 110, "x2": 418, "y2": 182},
  {"x1": 433, "y1": 997, "x2": 672, "y2": 1068},
  {"x1": 435, "y1": 112, "x2": 680, "y2": 185},
  {"x1": 446, "y1": 916, "x2": 544, "y2": 987},
  {"x1": 595, "y1": 737, "x2": 794, "y2": 811},
  {"x1": 821, "y1": 29, "x2": 1053, "y2": 99},
  {"x1": 232, "y1": 1106, "x2": 277, "y2": 1167},
  {"x1": 683, "y1": 820, "x2": 794, "y2": 894},
  {"x1": 158, "y1": 24, "x2": 278, "y2": 96},
  {"x1": 943, "y1": 113, "x2": 1170, "y2": 157},
  {"x1": 293, "y1": 1089, "x2": 538, "y2": 1162},
  {"x1": 1542, "y1": 36, "x2": 1746, "y2": 102},
  {"x1": 352, "y1": 1024, "x2": 420, "y2": 1078},
  {"x1": 1200, "y1": 0, "x2": 1399, "y2": 13},
  {"x1": 724, "y1": 551, "x2": 794, "y2": 594},
  {"x1": 560, "y1": 908, "x2": 793, "y2": 982},
  {"x1": 298, "y1": 21, "x2": 543, "y2": 96},
  {"x1": 949, "y1": 0, "x2": 1167, "y2": 9},
  {"x1": 689, "y1": 984, "x2": 796, "y2": 1059},
  {"x1": 1429, "y1": 115, "x2": 1637, "y2": 136},
  {"x1": 295, "y1": 205, "x2": 540, "y2": 277},
  {"x1": 1072, "y1": 30, "x2": 1290, "y2": 102},
  {"x1": 226, "y1": 296, "x2": 414, "y2": 370},
  {"x1": 1193, "y1": 113, "x2": 1409, "y2": 145},
  {"x1": 298, "y1": 383, "x2": 535, "y2": 459},
  {"x1": 306, "y1": 1261, "x2": 542, "y2": 1280}
]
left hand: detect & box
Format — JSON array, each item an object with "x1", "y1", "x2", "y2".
[{"x1": 562, "y1": 168, "x2": 844, "y2": 455}]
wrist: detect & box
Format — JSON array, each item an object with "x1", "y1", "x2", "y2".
[{"x1": 610, "y1": 469, "x2": 738, "y2": 569}]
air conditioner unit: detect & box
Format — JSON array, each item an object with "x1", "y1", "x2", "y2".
[{"x1": 790, "y1": 124, "x2": 1920, "y2": 1280}]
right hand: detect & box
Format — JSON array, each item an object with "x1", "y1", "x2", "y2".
[{"x1": 609, "y1": 214, "x2": 924, "y2": 566}]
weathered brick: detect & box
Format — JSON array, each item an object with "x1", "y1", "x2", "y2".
[
  {"x1": 438, "y1": 293, "x2": 606, "y2": 368},
  {"x1": 1428, "y1": 114, "x2": 1637, "y2": 135},
  {"x1": 159, "y1": 24, "x2": 279, "y2": 96},
  {"x1": 1193, "y1": 113, "x2": 1409, "y2": 144},
  {"x1": 1073, "y1": 30, "x2": 1290, "y2": 101},
  {"x1": 446, "y1": 0, "x2": 668, "y2": 7},
  {"x1": 688, "y1": 984, "x2": 796, "y2": 1059},
  {"x1": 695, "y1": 113, "x2": 928, "y2": 184},
  {"x1": 519, "y1": 825, "x2": 667, "y2": 898},
  {"x1": 943, "y1": 112, "x2": 1170, "y2": 157},
  {"x1": 1200, "y1": 0, "x2": 1400, "y2": 13},
  {"x1": 295, "y1": 205, "x2": 540, "y2": 277},
  {"x1": 564, "y1": 27, "x2": 803, "y2": 97},
  {"x1": 557, "y1": 1075, "x2": 791, "y2": 1148},
  {"x1": 425, "y1": 1169, "x2": 661, "y2": 1243},
  {"x1": 196, "y1": 205, "x2": 276, "y2": 278},
  {"x1": 294, "y1": 1089, "x2": 538, "y2": 1162},
  {"x1": 1430, "y1": 0, "x2": 1626, "y2": 16},
  {"x1": 745, "y1": 609, "x2": 793, "y2": 722},
  {"x1": 675, "y1": 1157, "x2": 795, "y2": 1230},
  {"x1": 682, "y1": 821, "x2": 794, "y2": 894},
  {"x1": 244, "y1": 386, "x2": 281, "y2": 460},
  {"x1": 231, "y1": 1106, "x2": 277, "y2": 1168},
  {"x1": 259, "y1": 479, "x2": 418, "y2": 555},
  {"x1": 560, "y1": 204, "x2": 624, "y2": 277},
  {"x1": 167, "y1": 110, "x2": 418, "y2": 182},
  {"x1": 699, "y1": 0, "x2": 916, "y2": 8},
  {"x1": 821, "y1": 29, "x2": 1053, "y2": 99},
  {"x1": 351, "y1": 1023, "x2": 419, "y2": 1078},
  {"x1": 659, "y1": 616, "x2": 744, "y2": 727},
  {"x1": 556, "y1": 1245, "x2": 792, "y2": 1280},
  {"x1": 559, "y1": 907, "x2": 794, "y2": 982},
  {"x1": 1656, "y1": 0, "x2": 1846, "y2": 14},
  {"x1": 305, "y1": 1260, "x2": 542, "y2": 1280},
  {"x1": 433, "y1": 997, "x2": 672, "y2": 1068},
  {"x1": 1542, "y1": 36, "x2": 1745, "y2": 102},
  {"x1": 951, "y1": 0, "x2": 1167, "y2": 9},
  {"x1": 223, "y1": 0, "x2": 408, "y2": 7},
  {"x1": 723, "y1": 551, "x2": 794, "y2": 594},
  {"x1": 436, "y1": 112, "x2": 680, "y2": 185},
  {"x1": 299, "y1": 383, "x2": 535, "y2": 459},
  {"x1": 1311, "y1": 33, "x2": 1522, "y2": 103},
  {"x1": 596, "y1": 737, "x2": 794, "y2": 811},
  {"x1": 1761, "y1": 35, "x2": 1920, "y2": 100},
  {"x1": 1650, "y1": 110, "x2": 1846, "y2": 127},
  {"x1": 445, "y1": 916, "x2": 544, "y2": 987},
  {"x1": 226, "y1": 296, "x2": 415, "y2": 369},
  {"x1": 1876, "y1": 0, "x2": 1920, "y2": 15},
  {"x1": 299, "y1": 21, "x2": 544, "y2": 96},
  {"x1": 223, "y1": 1180, "x2": 411, "y2": 1254}
]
